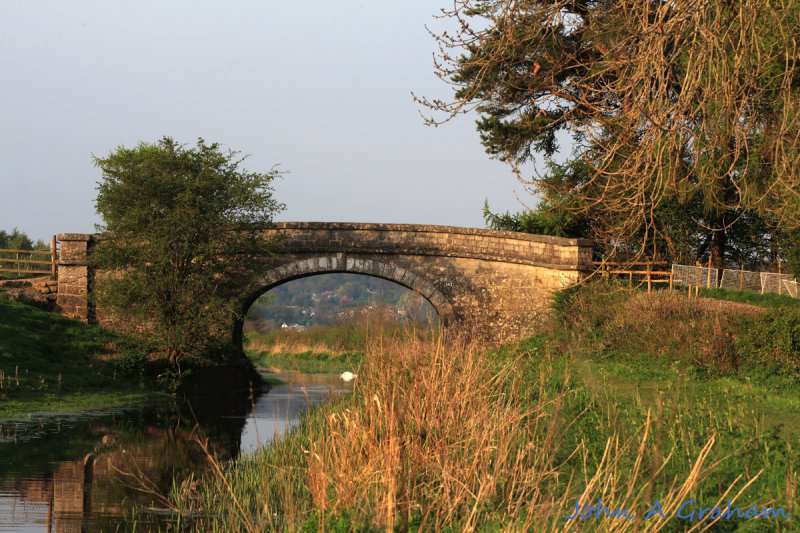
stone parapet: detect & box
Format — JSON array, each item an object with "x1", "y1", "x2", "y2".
[{"x1": 267, "y1": 222, "x2": 593, "y2": 271}]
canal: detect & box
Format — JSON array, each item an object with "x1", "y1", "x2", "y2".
[{"x1": 0, "y1": 372, "x2": 350, "y2": 532}]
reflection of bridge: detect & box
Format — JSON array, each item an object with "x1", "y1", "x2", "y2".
[
  {"x1": 57, "y1": 223, "x2": 592, "y2": 344},
  {"x1": 5, "y1": 448, "x2": 147, "y2": 533},
  {"x1": 2, "y1": 459, "x2": 91, "y2": 533}
]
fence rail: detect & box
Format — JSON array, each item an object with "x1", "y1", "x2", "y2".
[
  {"x1": 0, "y1": 236, "x2": 59, "y2": 277},
  {"x1": 593, "y1": 261, "x2": 671, "y2": 291}
]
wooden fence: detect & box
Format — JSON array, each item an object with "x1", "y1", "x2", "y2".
[
  {"x1": 0, "y1": 236, "x2": 59, "y2": 278},
  {"x1": 593, "y1": 261, "x2": 672, "y2": 292}
]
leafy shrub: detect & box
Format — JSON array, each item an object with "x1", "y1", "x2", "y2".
[
  {"x1": 107, "y1": 348, "x2": 148, "y2": 380},
  {"x1": 734, "y1": 309, "x2": 800, "y2": 390},
  {"x1": 735, "y1": 309, "x2": 800, "y2": 365}
]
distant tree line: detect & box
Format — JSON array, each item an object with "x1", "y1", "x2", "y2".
[{"x1": 0, "y1": 229, "x2": 49, "y2": 251}]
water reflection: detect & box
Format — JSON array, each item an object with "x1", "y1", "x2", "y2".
[
  {"x1": 0, "y1": 372, "x2": 348, "y2": 532},
  {"x1": 239, "y1": 372, "x2": 350, "y2": 454}
]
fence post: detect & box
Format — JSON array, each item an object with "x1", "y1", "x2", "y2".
[
  {"x1": 740, "y1": 263, "x2": 744, "y2": 291},
  {"x1": 778, "y1": 261, "x2": 782, "y2": 295},
  {"x1": 669, "y1": 267, "x2": 673, "y2": 291},
  {"x1": 647, "y1": 263, "x2": 652, "y2": 293},
  {"x1": 51, "y1": 235, "x2": 57, "y2": 278}
]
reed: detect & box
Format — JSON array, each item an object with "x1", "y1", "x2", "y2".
[
  {"x1": 169, "y1": 321, "x2": 793, "y2": 532},
  {"x1": 244, "y1": 305, "x2": 435, "y2": 356},
  {"x1": 244, "y1": 306, "x2": 437, "y2": 374}
]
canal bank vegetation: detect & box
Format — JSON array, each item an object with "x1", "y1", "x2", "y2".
[
  {"x1": 0, "y1": 293, "x2": 165, "y2": 418},
  {"x1": 165, "y1": 282, "x2": 798, "y2": 531},
  {"x1": 244, "y1": 307, "x2": 435, "y2": 374},
  {"x1": 554, "y1": 283, "x2": 800, "y2": 431}
]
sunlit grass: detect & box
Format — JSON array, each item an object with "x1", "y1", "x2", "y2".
[
  {"x1": 696, "y1": 286, "x2": 800, "y2": 309},
  {"x1": 108, "y1": 282, "x2": 799, "y2": 531}
]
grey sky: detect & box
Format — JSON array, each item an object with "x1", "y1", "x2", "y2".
[{"x1": 1, "y1": 1, "x2": 534, "y2": 242}]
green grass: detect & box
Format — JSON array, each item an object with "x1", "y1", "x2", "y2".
[
  {"x1": 573, "y1": 351, "x2": 800, "y2": 436},
  {"x1": 245, "y1": 319, "x2": 434, "y2": 355},
  {"x1": 0, "y1": 390, "x2": 159, "y2": 418},
  {"x1": 0, "y1": 273, "x2": 44, "y2": 280},
  {"x1": 697, "y1": 286, "x2": 800, "y2": 309},
  {"x1": 552, "y1": 282, "x2": 800, "y2": 429},
  {"x1": 247, "y1": 348, "x2": 363, "y2": 374},
  {"x1": 0, "y1": 295, "x2": 163, "y2": 418},
  {"x1": 171, "y1": 332, "x2": 800, "y2": 531}
]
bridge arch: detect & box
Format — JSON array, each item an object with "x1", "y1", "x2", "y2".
[{"x1": 232, "y1": 254, "x2": 455, "y2": 349}]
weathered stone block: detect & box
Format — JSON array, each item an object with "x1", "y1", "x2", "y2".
[{"x1": 57, "y1": 294, "x2": 87, "y2": 307}]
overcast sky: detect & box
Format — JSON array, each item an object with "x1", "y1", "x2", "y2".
[{"x1": 0, "y1": 1, "x2": 536, "y2": 242}]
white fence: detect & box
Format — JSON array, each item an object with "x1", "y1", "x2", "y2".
[
  {"x1": 671, "y1": 264, "x2": 719, "y2": 289},
  {"x1": 782, "y1": 279, "x2": 799, "y2": 298},
  {"x1": 719, "y1": 269, "x2": 764, "y2": 292},
  {"x1": 672, "y1": 264, "x2": 798, "y2": 298}
]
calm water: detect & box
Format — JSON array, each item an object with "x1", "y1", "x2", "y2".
[{"x1": 0, "y1": 372, "x2": 350, "y2": 532}]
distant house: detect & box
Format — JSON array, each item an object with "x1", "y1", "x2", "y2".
[{"x1": 281, "y1": 323, "x2": 306, "y2": 332}]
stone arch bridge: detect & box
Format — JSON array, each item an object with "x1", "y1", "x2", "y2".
[{"x1": 57, "y1": 223, "x2": 592, "y2": 345}]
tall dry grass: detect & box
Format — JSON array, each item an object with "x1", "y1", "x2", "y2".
[
  {"x1": 176, "y1": 326, "x2": 755, "y2": 532},
  {"x1": 244, "y1": 305, "x2": 437, "y2": 358},
  {"x1": 246, "y1": 335, "x2": 332, "y2": 357}
]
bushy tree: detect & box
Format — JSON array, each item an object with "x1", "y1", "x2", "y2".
[
  {"x1": 422, "y1": 0, "x2": 800, "y2": 267},
  {"x1": 91, "y1": 137, "x2": 284, "y2": 365}
]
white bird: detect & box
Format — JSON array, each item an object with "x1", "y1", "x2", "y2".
[{"x1": 339, "y1": 371, "x2": 357, "y2": 382}]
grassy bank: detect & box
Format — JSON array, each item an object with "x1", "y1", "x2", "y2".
[
  {"x1": 244, "y1": 316, "x2": 434, "y2": 374},
  {"x1": 166, "y1": 283, "x2": 798, "y2": 531},
  {"x1": 244, "y1": 328, "x2": 364, "y2": 374},
  {"x1": 0, "y1": 295, "x2": 163, "y2": 417},
  {"x1": 553, "y1": 285, "x2": 800, "y2": 434},
  {"x1": 694, "y1": 286, "x2": 800, "y2": 310}
]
